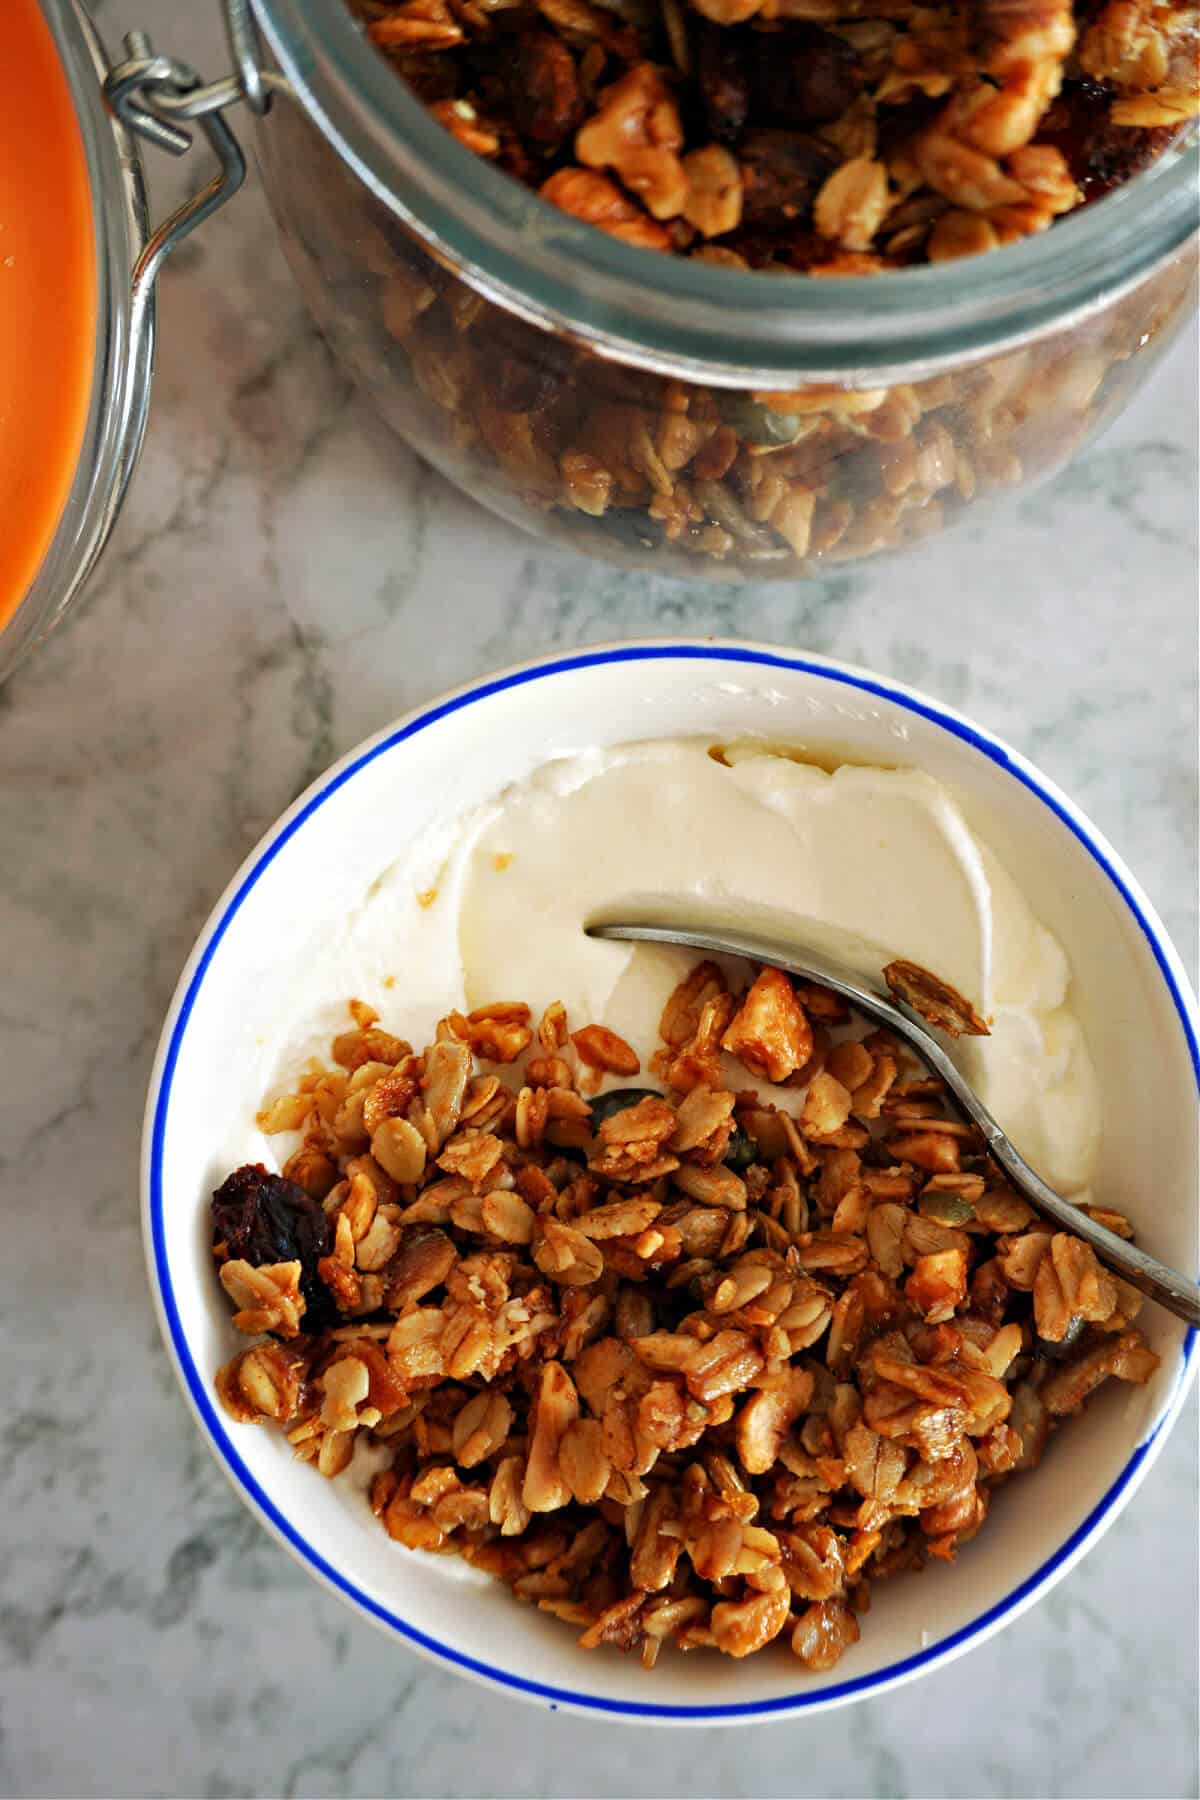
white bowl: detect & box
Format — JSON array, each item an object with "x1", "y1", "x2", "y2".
[{"x1": 143, "y1": 640, "x2": 1198, "y2": 1724}]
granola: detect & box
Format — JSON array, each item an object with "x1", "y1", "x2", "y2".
[
  {"x1": 248, "y1": 0, "x2": 1198, "y2": 575},
  {"x1": 210, "y1": 961, "x2": 1159, "y2": 1672},
  {"x1": 350, "y1": 0, "x2": 1197, "y2": 270}
]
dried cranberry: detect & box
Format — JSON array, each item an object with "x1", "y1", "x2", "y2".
[
  {"x1": 695, "y1": 24, "x2": 751, "y2": 145},
  {"x1": 737, "y1": 129, "x2": 836, "y2": 227},
  {"x1": 749, "y1": 25, "x2": 863, "y2": 128},
  {"x1": 212, "y1": 1163, "x2": 336, "y2": 1334},
  {"x1": 1039, "y1": 79, "x2": 1173, "y2": 204},
  {"x1": 508, "y1": 31, "x2": 584, "y2": 150}
]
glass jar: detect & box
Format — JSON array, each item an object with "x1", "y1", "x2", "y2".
[
  {"x1": 255, "y1": 70, "x2": 1196, "y2": 576},
  {"x1": 250, "y1": 0, "x2": 1200, "y2": 576},
  {"x1": 6, "y1": 0, "x2": 1197, "y2": 683}
]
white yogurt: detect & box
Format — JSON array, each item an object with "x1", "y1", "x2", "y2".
[
  {"x1": 271, "y1": 740, "x2": 1101, "y2": 1196},
  {"x1": 455, "y1": 741, "x2": 1100, "y2": 1194}
]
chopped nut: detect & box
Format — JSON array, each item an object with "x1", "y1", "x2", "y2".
[
  {"x1": 801, "y1": 1070, "x2": 854, "y2": 1139},
  {"x1": 682, "y1": 145, "x2": 744, "y2": 237},
  {"x1": 422, "y1": 1040, "x2": 473, "y2": 1145},
  {"x1": 355, "y1": 1204, "x2": 405, "y2": 1272},
  {"x1": 906, "y1": 1248, "x2": 969, "y2": 1322},
  {"x1": 722, "y1": 968, "x2": 813, "y2": 1083},
  {"x1": 540, "y1": 167, "x2": 673, "y2": 249},
  {"x1": 670, "y1": 1083, "x2": 736, "y2": 1157},
  {"x1": 576, "y1": 64, "x2": 687, "y2": 221}
]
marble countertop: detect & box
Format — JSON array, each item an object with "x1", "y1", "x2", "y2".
[{"x1": 3, "y1": 3, "x2": 1197, "y2": 1795}]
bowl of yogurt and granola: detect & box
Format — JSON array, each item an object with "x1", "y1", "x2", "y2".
[{"x1": 143, "y1": 640, "x2": 1198, "y2": 1722}]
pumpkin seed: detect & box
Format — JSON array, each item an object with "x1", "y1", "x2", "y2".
[
  {"x1": 589, "y1": 1086, "x2": 663, "y2": 1127},
  {"x1": 918, "y1": 1191, "x2": 976, "y2": 1227},
  {"x1": 724, "y1": 1128, "x2": 759, "y2": 1172}
]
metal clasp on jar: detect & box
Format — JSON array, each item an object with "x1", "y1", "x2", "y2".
[{"x1": 103, "y1": 0, "x2": 288, "y2": 318}]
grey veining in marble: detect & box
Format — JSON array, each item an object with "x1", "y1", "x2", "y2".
[{"x1": 1, "y1": 2, "x2": 1197, "y2": 1795}]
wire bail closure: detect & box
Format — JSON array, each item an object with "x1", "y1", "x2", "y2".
[{"x1": 102, "y1": 6, "x2": 288, "y2": 299}]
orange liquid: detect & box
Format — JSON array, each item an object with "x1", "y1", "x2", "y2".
[{"x1": 0, "y1": 0, "x2": 96, "y2": 628}]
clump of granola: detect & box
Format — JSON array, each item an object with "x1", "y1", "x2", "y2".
[{"x1": 212, "y1": 971, "x2": 1159, "y2": 1672}]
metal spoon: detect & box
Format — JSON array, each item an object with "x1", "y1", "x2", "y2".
[{"x1": 586, "y1": 919, "x2": 1200, "y2": 1327}]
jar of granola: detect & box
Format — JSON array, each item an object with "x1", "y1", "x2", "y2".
[
  {"x1": 245, "y1": 0, "x2": 1197, "y2": 574},
  {"x1": 9, "y1": 0, "x2": 1197, "y2": 686}
]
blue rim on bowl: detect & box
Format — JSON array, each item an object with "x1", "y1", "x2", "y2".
[{"x1": 143, "y1": 641, "x2": 1199, "y2": 1721}]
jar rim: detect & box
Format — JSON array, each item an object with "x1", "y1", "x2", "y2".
[{"x1": 255, "y1": 0, "x2": 1198, "y2": 385}]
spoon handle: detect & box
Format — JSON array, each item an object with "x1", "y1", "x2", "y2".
[
  {"x1": 935, "y1": 1059, "x2": 1200, "y2": 1325},
  {"x1": 587, "y1": 920, "x2": 1200, "y2": 1327}
]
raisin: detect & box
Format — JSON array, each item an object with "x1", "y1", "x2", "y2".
[
  {"x1": 487, "y1": 312, "x2": 573, "y2": 414},
  {"x1": 714, "y1": 223, "x2": 825, "y2": 271},
  {"x1": 695, "y1": 24, "x2": 751, "y2": 145},
  {"x1": 509, "y1": 31, "x2": 583, "y2": 150},
  {"x1": 492, "y1": 357, "x2": 558, "y2": 414},
  {"x1": 749, "y1": 25, "x2": 863, "y2": 129},
  {"x1": 737, "y1": 129, "x2": 836, "y2": 227},
  {"x1": 1038, "y1": 80, "x2": 1173, "y2": 205},
  {"x1": 874, "y1": 93, "x2": 943, "y2": 162},
  {"x1": 390, "y1": 50, "x2": 461, "y2": 107},
  {"x1": 212, "y1": 1164, "x2": 336, "y2": 1334}
]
